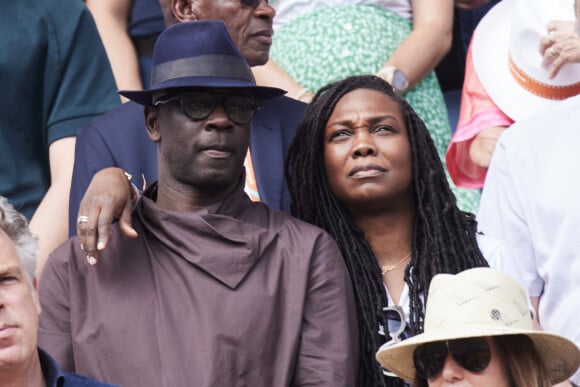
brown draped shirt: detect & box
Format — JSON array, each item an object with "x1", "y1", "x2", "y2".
[{"x1": 39, "y1": 185, "x2": 359, "y2": 387}]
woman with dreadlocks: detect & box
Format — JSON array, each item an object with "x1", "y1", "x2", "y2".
[{"x1": 285, "y1": 75, "x2": 489, "y2": 387}]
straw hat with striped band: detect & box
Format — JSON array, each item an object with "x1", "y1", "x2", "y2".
[{"x1": 376, "y1": 268, "x2": 580, "y2": 384}]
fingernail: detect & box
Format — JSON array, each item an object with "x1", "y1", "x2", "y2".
[
  {"x1": 87, "y1": 256, "x2": 97, "y2": 266},
  {"x1": 97, "y1": 239, "x2": 105, "y2": 250},
  {"x1": 80, "y1": 243, "x2": 85, "y2": 251}
]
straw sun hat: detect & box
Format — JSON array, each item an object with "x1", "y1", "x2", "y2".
[
  {"x1": 375, "y1": 268, "x2": 580, "y2": 383},
  {"x1": 473, "y1": 0, "x2": 580, "y2": 120}
]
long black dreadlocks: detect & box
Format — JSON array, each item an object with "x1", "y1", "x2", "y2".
[{"x1": 285, "y1": 75, "x2": 488, "y2": 387}]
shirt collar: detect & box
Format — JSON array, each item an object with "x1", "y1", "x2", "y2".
[
  {"x1": 137, "y1": 175, "x2": 278, "y2": 290},
  {"x1": 39, "y1": 347, "x2": 65, "y2": 387}
]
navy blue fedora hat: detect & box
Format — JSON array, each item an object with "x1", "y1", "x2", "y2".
[{"x1": 119, "y1": 20, "x2": 285, "y2": 105}]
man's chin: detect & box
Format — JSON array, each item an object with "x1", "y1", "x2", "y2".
[
  {"x1": 192, "y1": 175, "x2": 240, "y2": 195},
  {"x1": 245, "y1": 50, "x2": 270, "y2": 67},
  {"x1": 0, "y1": 344, "x2": 33, "y2": 368}
]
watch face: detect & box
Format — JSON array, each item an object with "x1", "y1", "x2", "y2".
[{"x1": 392, "y1": 70, "x2": 408, "y2": 92}]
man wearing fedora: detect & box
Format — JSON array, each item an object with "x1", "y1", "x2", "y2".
[
  {"x1": 37, "y1": 21, "x2": 358, "y2": 387},
  {"x1": 65, "y1": 0, "x2": 306, "y2": 268}
]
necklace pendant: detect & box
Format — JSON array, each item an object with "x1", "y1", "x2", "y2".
[
  {"x1": 381, "y1": 265, "x2": 395, "y2": 275},
  {"x1": 380, "y1": 251, "x2": 412, "y2": 276}
]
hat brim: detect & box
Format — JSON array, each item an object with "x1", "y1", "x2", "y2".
[
  {"x1": 472, "y1": 0, "x2": 580, "y2": 120},
  {"x1": 119, "y1": 76, "x2": 286, "y2": 106},
  {"x1": 376, "y1": 325, "x2": 580, "y2": 384}
]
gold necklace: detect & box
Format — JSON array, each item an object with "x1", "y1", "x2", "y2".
[{"x1": 381, "y1": 252, "x2": 411, "y2": 275}]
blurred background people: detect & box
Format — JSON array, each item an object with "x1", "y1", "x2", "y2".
[
  {"x1": 285, "y1": 75, "x2": 489, "y2": 386},
  {"x1": 0, "y1": 0, "x2": 119, "y2": 277},
  {"x1": 477, "y1": 92, "x2": 580, "y2": 386},
  {"x1": 437, "y1": 0, "x2": 501, "y2": 131},
  {"x1": 446, "y1": 0, "x2": 580, "y2": 189},
  {"x1": 85, "y1": 0, "x2": 164, "y2": 96},
  {"x1": 254, "y1": 0, "x2": 482, "y2": 213},
  {"x1": 376, "y1": 268, "x2": 580, "y2": 387}
]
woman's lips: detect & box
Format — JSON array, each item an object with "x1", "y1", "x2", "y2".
[{"x1": 349, "y1": 165, "x2": 387, "y2": 178}]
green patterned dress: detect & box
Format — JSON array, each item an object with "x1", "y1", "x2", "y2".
[{"x1": 270, "y1": 4, "x2": 480, "y2": 213}]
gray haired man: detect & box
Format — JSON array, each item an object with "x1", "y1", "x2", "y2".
[{"x1": 0, "y1": 196, "x2": 118, "y2": 387}]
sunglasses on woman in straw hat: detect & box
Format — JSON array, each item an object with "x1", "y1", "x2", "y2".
[{"x1": 376, "y1": 268, "x2": 580, "y2": 386}]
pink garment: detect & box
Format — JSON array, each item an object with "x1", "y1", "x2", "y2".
[{"x1": 446, "y1": 45, "x2": 514, "y2": 189}]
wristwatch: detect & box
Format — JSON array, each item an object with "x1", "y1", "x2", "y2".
[{"x1": 377, "y1": 66, "x2": 409, "y2": 94}]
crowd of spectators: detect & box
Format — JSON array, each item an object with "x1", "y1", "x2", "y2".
[{"x1": 2, "y1": 0, "x2": 580, "y2": 386}]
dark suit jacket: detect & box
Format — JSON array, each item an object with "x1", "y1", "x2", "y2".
[{"x1": 69, "y1": 96, "x2": 306, "y2": 235}]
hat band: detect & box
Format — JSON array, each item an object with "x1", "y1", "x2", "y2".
[
  {"x1": 152, "y1": 55, "x2": 255, "y2": 86},
  {"x1": 508, "y1": 55, "x2": 580, "y2": 100}
]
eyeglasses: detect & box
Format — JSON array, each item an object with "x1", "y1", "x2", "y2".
[
  {"x1": 413, "y1": 337, "x2": 491, "y2": 379},
  {"x1": 154, "y1": 92, "x2": 259, "y2": 125}
]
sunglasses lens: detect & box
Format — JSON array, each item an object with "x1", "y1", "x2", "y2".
[
  {"x1": 449, "y1": 338, "x2": 491, "y2": 373},
  {"x1": 224, "y1": 96, "x2": 257, "y2": 124},
  {"x1": 241, "y1": 0, "x2": 262, "y2": 7},
  {"x1": 181, "y1": 94, "x2": 216, "y2": 121},
  {"x1": 414, "y1": 338, "x2": 492, "y2": 379},
  {"x1": 383, "y1": 306, "x2": 409, "y2": 342},
  {"x1": 414, "y1": 341, "x2": 448, "y2": 379}
]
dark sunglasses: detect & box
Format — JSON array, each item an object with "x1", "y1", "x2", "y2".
[
  {"x1": 413, "y1": 337, "x2": 491, "y2": 379},
  {"x1": 154, "y1": 92, "x2": 259, "y2": 125},
  {"x1": 241, "y1": 0, "x2": 269, "y2": 7}
]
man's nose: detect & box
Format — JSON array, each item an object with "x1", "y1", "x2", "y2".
[
  {"x1": 205, "y1": 103, "x2": 234, "y2": 131},
  {"x1": 254, "y1": 0, "x2": 275, "y2": 19}
]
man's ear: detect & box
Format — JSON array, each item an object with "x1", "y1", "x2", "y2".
[
  {"x1": 171, "y1": 0, "x2": 198, "y2": 22},
  {"x1": 33, "y1": 278, "x2": 41, "y2": 314},
  {"x1": 145, "y1": 106, "x2": 162, "y2": 143}
]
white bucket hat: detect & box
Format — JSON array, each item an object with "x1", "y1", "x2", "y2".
[
  {"x1": 375, "y1": 268, "x2": 580, "y2": 383},
  {"x1": 472, "y1": 0, "x2": 580, "y2": 120}
]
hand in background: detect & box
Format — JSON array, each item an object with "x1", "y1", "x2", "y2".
[
  {"x1": 540, "y1": 20, "x2": 580, "y2": 78},
  {"x1": 469, "y1": 126, "x2": 507, "y2": 168}
]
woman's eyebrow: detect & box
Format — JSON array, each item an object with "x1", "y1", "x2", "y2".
[{"x1": 327, "y1": 114, "x2": 399, "y2": 127}]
